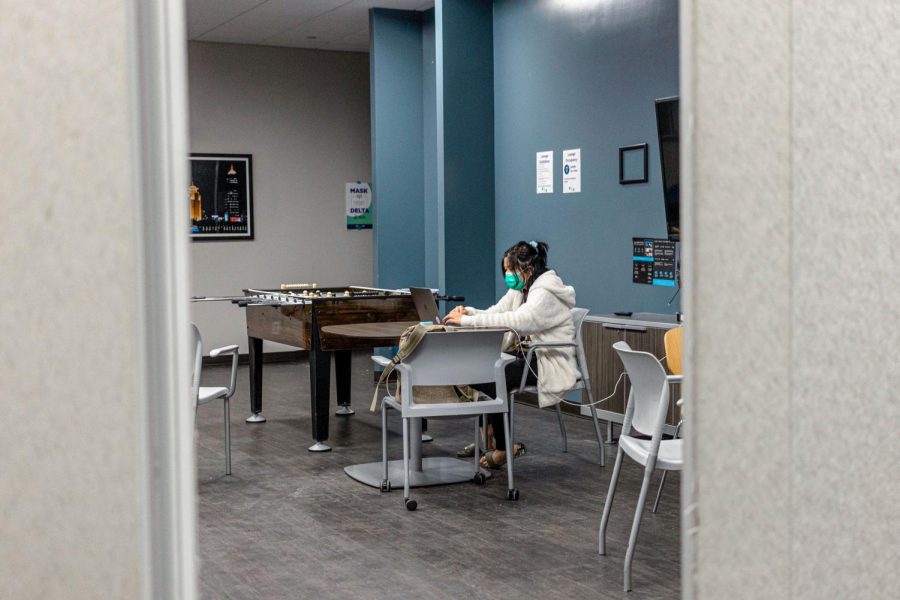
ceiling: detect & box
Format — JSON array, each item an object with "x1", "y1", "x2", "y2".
[{"x1": 186, "y1": 0, "x2": 434, "y2": 53}]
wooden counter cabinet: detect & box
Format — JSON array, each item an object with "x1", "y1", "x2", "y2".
[{"x1": 580, "y1": 313, "x2": 682, "y2": 439}]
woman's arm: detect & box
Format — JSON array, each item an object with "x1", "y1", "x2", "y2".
[
  {"x1": 465, "y1": 288, "x2": 518, "y2": 316},
  {"x1": 460, "y1": 288, "x2": 567, "y2": 335}
]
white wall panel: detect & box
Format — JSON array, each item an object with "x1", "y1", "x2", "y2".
[
  {"x1": 0, "y1": 1, "x2": 145, "y2": 597},
  {"x1": 686, "y1": 1, "x2": 900, "y2": 597},
  {"x1": 791, "y1": 2, "x2": 900, "y2": 598},
  {"x1": 685, "y1": 0, "x2": 792, "y2": 596}
]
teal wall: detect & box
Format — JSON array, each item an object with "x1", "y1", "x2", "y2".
[
  {"x1": 493, "y1": 0, "x2": 680, "y2": 313},
  {"x1": 436, "y1": 0, "x2": 496, "y2": 308},
  {"x1": 371, "y1": 4, "x2": 495, "y2": 306},
  {"x1": 370, "y1": 9, "x2": 426, "y2": 289},
  {"x1": 371, "y1": 0, "x2": 679, "y2": 313},
  {"x1": 422, "y1": 10, "x2": 439, "y2": 289}
]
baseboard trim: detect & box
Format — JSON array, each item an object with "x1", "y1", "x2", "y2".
[{"x1": 202, "y1": 350, "x2": 308, "y2": 367}]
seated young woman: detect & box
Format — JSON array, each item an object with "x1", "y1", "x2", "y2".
[{"x1": 442, "y1": 240, "x2": 579, "y2": 469}]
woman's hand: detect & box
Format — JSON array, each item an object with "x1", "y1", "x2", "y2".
[{"x1": 443, "y1": 305, "x2": 466, "y2": 325}]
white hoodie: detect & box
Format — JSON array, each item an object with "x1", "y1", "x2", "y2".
[{"x1": 460, "y1": 270, "x2": 578, "y2": 407}]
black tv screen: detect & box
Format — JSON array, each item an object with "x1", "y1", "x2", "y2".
[{"x1": 655, "y1": 97, "x2": 679, "y2": 241}]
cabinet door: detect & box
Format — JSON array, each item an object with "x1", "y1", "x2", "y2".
[{"x1": 583, "y1": 322, "x2": 679, "y2": 425}]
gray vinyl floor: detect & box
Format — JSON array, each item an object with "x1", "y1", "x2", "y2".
[{"x1": 196, "y1": 353, "x2": 680, "y2": 599}]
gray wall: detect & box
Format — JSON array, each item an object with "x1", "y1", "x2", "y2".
[
  {"x1": 188, "y1": 42, "x2": 373, "y2": 352},
  {"x1": 683, "y1": 1, "x2": 900, "y2": 598},
  {"x1": 1, "y1": 1, "x2": 147, "y2": 597},
  {"x1": 492, "y1": 0, "x2": 679, "y2": 312}
]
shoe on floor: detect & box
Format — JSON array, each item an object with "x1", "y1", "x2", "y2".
[
  {"x1": 457, "y1": 443, "x2": 477, "y2": 458},
  {"x1": 456, "y1": 442, "x2": 493, "y2": 458},
  {"x1": 479, "y1": 443, "x2": 527, "y2": 469}
]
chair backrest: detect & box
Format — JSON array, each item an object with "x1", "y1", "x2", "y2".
[
  {"x1": 571, "y1": 307, "x2": 590, "y2": 384},
  {"x1": 191, "y1": 323, "x2": 203, "y2": 405},
  {"x1": 404, "y1": 329, "x2": 506, "y2": 387},
  {"x1": 664, "y1": 326, "x2": 683, "y2": 376},
  {"x1": 612, "y1": 341, "x2": 669, "y2": 436}
]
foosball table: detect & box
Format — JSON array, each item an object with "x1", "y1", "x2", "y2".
[{"x1": 237, "y1": 285, "x2": 420, "y2": 452}]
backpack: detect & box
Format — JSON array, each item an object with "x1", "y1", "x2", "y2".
[{"x1": 369, "y1": 323, "x2": 480, "y2": 411}]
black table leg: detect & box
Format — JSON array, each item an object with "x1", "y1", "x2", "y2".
[
  {"x1": 334, "y1": 350, "x2": 354, "y2": 416},
  {"x1": 308, "y1": 342, "x2": 332, "y2": 452},
  {"x1": 246, "y1": 336, "x2": 266, "y2": 423}
]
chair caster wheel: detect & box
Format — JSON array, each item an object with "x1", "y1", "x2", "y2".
[
  {"x1": 405, "y1": 498, "x2": 417, "y2": 511},
  {"x1": 507, "y1": 489, "x2": 520, "y2": 501},
  {"x1": 473, "y1": 472, "x2": 486, "y2": 485},
  {"x1": 380, "y1": 480, "x2": 391, "y2": 493}
]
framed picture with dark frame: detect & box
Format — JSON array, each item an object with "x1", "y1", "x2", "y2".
[
  {"x1": 189, "y1": 153, "x2": 254, "y2": 240},
  {"x1": 619, "y1": 143, "x2": 649, "y2": 185}
]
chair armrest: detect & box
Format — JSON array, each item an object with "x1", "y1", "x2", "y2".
[
  {"x1": 372, "y1": 355, "x2": 391, "y2": 368},
  {"x1": 526, "y1": 341, "x2": 576, "y2": 349},
  {"x1": 394, "y1": 363, "x2": 411, "y2": 376},
  {"x1": 209, "y1": 344, "x2": 238, "y2": 357},
  {"x1": 494, "y1": 354, "x2": 518, "y2": 402},
  {"x1": 666, "y1": 374, "x2": 683, "y2": 383},
  {"x1": 209, "y1": 344, "x2": 239, "y2": 398},
  {"x1": 495, "y1": 354, "x2": 518, "y2": 370},
  {"x1": 517, "y1": 342, "x2": 577, "y2": 390}
]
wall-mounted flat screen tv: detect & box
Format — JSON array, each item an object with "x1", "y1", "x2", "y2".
[{"x1": 655, "y1": 97, "x2": 679, "y2": 241}]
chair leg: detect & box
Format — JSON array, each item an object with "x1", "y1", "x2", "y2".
[
  {"x1": 223, "y1": 397, "x2": 231, "y2": 476},
  {"x1": 555, "y1": 403, "x2": 567, "y2": 452},
  {"x1": 402, "y1": 417, "x2": 411, "y2": 503},
  {"x1": 508, "y1": 392, "x2": 515, "y2": 446},
  {"x1": 381, "y1": 402, "x2": 389, "y2": 485},
  {"x1": 503, "y1": 411, "x2": 516, "y2": 498},
  {"x1": 599, "y1": 447, "x2": 624, "y2": 555},
  {"x1": 473, "y1": 418, "x2": 481, "y2": 474},
  {"x1": 624, "y1": 462, "x2": 656, "y2": 592},
  {"x1": 652, "y1": 420, "x2": 681, "y2": 513},
  {"x1": 652, "y1": 471, "x2": 669, "y2": 514},
  {"x1": 589, "y1": 404, "x2": 606, "y2": 467}
]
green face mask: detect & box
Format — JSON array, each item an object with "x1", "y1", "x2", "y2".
[{"x1": 504, "y1": 272, "x2": 525, "y2": 291}]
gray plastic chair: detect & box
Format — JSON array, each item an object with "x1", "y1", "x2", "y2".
[
  {"x1": 509, "y1": 307, "x2": 606, "y2": 465},
  {"x1": 191, "y1": 323, "x2": 239, "y2": 476},
  {"x1": 374, "y1": 329, "x2": 518, "y2": 510},
  {"x1": 598, "y1": 341, "x2": 683, "y2": 592}
]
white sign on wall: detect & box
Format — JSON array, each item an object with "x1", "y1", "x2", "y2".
[
  {"x1": 345, "y1": 181, "x2": 372, "y2": 229},
  {"x1": 536, "y1": 150, "x2": 554, "y2": 194},
  {"x1": 563, "y1": 148, "x2": 581, "y2": 193}
]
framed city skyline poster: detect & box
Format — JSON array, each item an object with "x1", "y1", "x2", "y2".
[{"x1": 189, "y1": 153, "x2": 254, "y2": 240}]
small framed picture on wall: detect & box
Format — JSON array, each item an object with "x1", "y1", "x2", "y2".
[
  {"x1": 189, "y1": 153, "x2": 254, "y2": 240},
  {"x1": 619, "y1": 143, "x2": 649, "y2": 185}
]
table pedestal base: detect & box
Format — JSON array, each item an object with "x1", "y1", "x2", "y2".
[{"x1": 344, "y1": 457, "x2": 489, "y2": 488}]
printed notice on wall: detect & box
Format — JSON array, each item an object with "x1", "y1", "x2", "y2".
[
  {"x1": 346, "y1": 181, "x2": 373, "y2": 229},
  {"x1": 536, "y1": 151, "x2": 554, "y2": 194},
  {"x1": 562, "y1": 148, "x2": 581, "y2": 193}
]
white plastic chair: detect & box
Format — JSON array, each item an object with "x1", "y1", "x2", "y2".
[
  {"x1": 373, "y1": 329, "x2": 517, "y2": 510},
  {"x1": 598, "y1": 341, "x2": 683, "y2": 592},
  {"x1": 653, "y1": 326, "x2": 684, "y2": 513},
  {"x1": 191, "y1": 323, "x2": 239, "y2": 476},
  {"x1": 509, "y1": 307, "x2": 606, "y2": 466}
]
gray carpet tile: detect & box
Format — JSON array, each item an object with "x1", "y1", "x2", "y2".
[{"x1": 196, "y1": 352, "x2": 680, "y2": 599}]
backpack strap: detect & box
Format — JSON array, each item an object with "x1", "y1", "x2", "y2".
[{"x1": 369, "y1": 324, "x2": 445, "y2": 411}]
